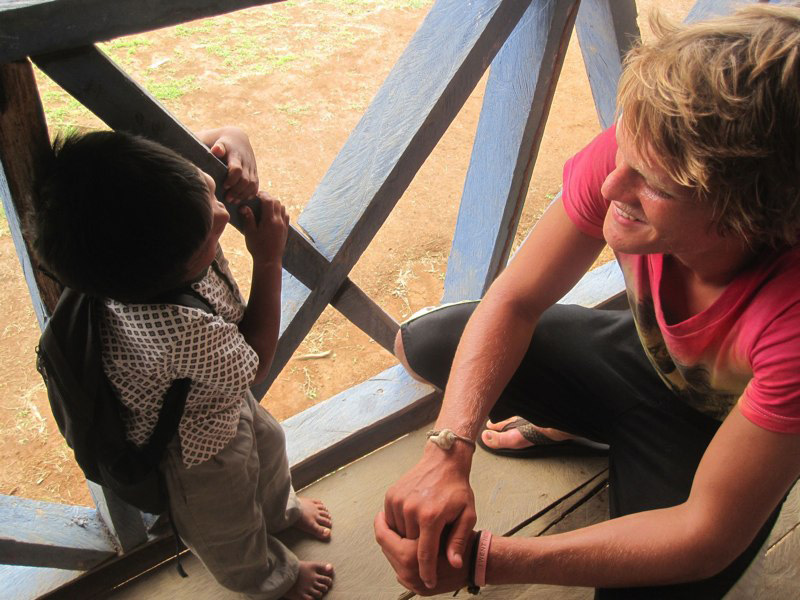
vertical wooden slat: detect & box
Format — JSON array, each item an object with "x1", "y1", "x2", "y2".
[
  {"x1": 441, "y1": 0, "x2": 581, "y2": 303},
  {"x1": 575, "y1": 0, "x2": 639, "y2": 130},
  {"x1": 0, "y1": 60, "x2": 62, "y2": 325},
  {"x1": 87, "y1": 483, "x2": 147, "y2": 554}
]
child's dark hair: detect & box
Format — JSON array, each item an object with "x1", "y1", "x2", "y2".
[{"x1": 32, "y1": 131, "x2": 211, "y2": 302}]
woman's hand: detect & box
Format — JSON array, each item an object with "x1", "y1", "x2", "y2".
[{"x1": 375, "y1": 511, "x2": 475, "y2": 596}]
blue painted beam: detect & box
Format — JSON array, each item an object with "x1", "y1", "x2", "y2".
[
  {"x1": 86, "y1": 483, "x2": 148, "y2": 554},
  {"x1": 686, "y1": 0, "x2": 754, "y2": 22},
  {"x1": 441, "y1": 0, "x2": 581, "y2": 303},
  {"x1": 0, "y1": 0, "x2": 284, "y2": 63},
  {"x1": 270, "y1": 0, "x2": 534, "y2": 386},
  {"x1": 0, "y1": 565, "x2": 79, "y2": 600},
  {"x1": 285, "y1": 364, "x2": 439, "y2": 489},
  {"x1": 558, "y1": 260, "x2": 624, "y2": 307},
  {"x1": 0, "y1": 495, "x2": 115, "y2": 570},
  {"x1": 575, "y1": 0, "x2": 639, "y2": 130}
]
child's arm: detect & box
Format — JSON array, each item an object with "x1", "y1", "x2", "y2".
[
  {"x1": 197, "y1": 126, "x2": 259, "y2": 202},
  {"x1": 236, "y1": 191, "x2": 289, "y2": 385}
]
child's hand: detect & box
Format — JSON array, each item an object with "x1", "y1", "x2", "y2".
[
  {"x1": 240, "y1": 192, "x2": 289, "y2": 266},
  {"x1": 199, "y1": 126, "x2": 259, "y2": 203}
]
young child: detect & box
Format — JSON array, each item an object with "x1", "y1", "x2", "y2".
[{"x1": 32, "y1": 127, "x2": 334, "y2": 600}]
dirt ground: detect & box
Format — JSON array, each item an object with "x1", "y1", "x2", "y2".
[{"x1": 0, "y1": 0, "x2": 692, "y2": 507}]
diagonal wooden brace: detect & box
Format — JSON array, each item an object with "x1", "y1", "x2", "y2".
[{"x1": 32, "y1": 46, "x2": 399, "y2": 361}]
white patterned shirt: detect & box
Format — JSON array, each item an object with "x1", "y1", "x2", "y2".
[{"x1": 100, "y1": 248, "x2": 259, "y2": 467}]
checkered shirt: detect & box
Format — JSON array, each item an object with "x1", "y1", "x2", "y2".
[{"x1": 100, "y1": 248, "x2": 259, "y2": 467}]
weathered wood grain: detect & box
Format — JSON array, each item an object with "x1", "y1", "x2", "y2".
[
  {"x1": 0, "y1": 494, "x2": 115, "y2": 570},
  {"x1": 441, "y1": 0, "x2": 581, "y2": 304},
  {"x1": 686, "y1": 0, "x2": 752, "y2": 22},
  {"x1": 284, "y1": 365, "x2": 439, "y2": 489},
  {"x1": 558, "y1": 259, "x2": 625, "y2": 307},
  {"x1": 0, "y1": 61, "x2": 62, "y2": 324},
  {"x1": 0, "y1": 0, "x2": 283, "y2": 63},
  {"x1": 87, "y1": 482, "x2": 147, "y2": 554},
  {"x1": 0, "y1": 565, "x2": 80, "y2": 600},
  {"x1": 575, "y1": 0, "x2": 639, "y2": 129},
  {"x1": 271, "y1": 0, "x2": 534, "y2": 387},
  {"x1": 108, "y1": 427, "x2": 608, "y2": 600}
]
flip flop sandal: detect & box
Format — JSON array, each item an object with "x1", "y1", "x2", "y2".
[{"x1": 477, "y1": 417, "x2": 609, "y2": 458}]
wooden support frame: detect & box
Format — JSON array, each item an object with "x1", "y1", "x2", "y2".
[
  {"x1": 442, "y1": 0, "x2": 581, "y2": 303},
  {"x1": 575, "y1": 0, "x2": 639, "y2": 129},
  {"x1": 0, "y1": 495, "x2": 115, "y2": 571},
  {"x1": 275, "y1": 0, "x2": 535, "y2": 387},
  {"x1": 0, "y1": 1, "x2": 284, "y2": 64},
  {"x1": 1, "y1": 0, "x2": 786, "y2": 597}
]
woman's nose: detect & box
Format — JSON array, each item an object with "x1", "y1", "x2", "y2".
[{"x1": 601, "y1": 164, "x2": 636, "y2": 203}]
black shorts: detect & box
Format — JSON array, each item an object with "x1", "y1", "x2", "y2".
[{"x1": 401, "y1": 301, "x2": 781, "y2": 599}]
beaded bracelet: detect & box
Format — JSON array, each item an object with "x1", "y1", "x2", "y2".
[{"x1": 426, "y1": 428, "x2": 476, "y2": 450}]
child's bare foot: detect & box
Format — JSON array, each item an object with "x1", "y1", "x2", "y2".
[
  {"x1": 283, "y1": 561, "x2": 334, "y2": 600},
  {"x1": 294, "y1": 498, "x2": 332, "y2": 541}
]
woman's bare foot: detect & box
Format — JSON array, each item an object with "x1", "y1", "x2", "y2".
[
  {"x1": 480, "y1": 416, "x2": 574, "y2": 451},
  {"x1": 283, "y1": 561, "x2": 334, "y2": 600},
  {"x1": 294, "y1": 498, "x2": 332, "y2": 541}
]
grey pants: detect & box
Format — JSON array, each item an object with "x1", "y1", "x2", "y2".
[{"x1": 162, "y1": 392, "x2": 301, "y2": 599}]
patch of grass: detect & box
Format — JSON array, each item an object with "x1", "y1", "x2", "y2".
[
  {"x1": 205, "y1": 42, "x2": 233, "y2": 60},
  {"x1": 34, "y1": 67, "x2": 101, "y2": 130},
  {"x1": 102, "y1": 37, "x2": 152, "y2": 56},
  {"x1": 145, "y1": 76, "x2": 198, "y2": 101},
  {"x1": 276, "y1": 102, "x2": 311, "y2": 116},
  {"x1": 255, "y1": 11, "x2": 291, "y2": 29},
  {"x1": 393, "y1": 0, "x2": 433, "y2": 8},
  {"x1": 174, "y1": 19, "x2": 217, "y2": 37}
]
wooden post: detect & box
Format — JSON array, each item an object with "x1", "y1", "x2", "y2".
[
  {"x1": 575, "y1": 0, "x2": 639, "y2": 129},
  {"x1": 0, "y1": 59, "x2": 149, "y2": 554},
  {"x1": 442, "y1": 0, "x2": 581, "y2": 302},
  {"x1": 0, "y1": 60, "x2": 62, "y2": 324}
]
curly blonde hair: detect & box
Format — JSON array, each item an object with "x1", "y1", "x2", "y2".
[{"x1": 617, "y1": 3, "x2": 800, "y2": 249}]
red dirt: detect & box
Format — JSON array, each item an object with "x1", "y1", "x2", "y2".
[{"x1": 0, "y1": 0, "x2": 691, "y2": 507}]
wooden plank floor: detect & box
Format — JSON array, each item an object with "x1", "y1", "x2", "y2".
[
  {"x1": 107, "y1": 424, "x2": 798, "y2": 599},
  {"x1": 108, "y1": 425, "x2": 607, "y2": 599}
]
